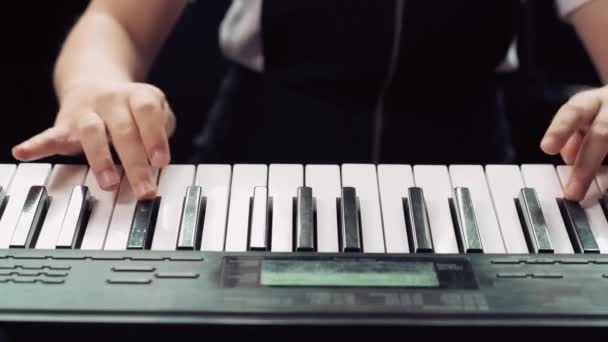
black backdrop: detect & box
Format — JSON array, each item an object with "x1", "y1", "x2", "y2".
[{"x1": 1, "y1": 0, "x2": 601, "y2": 166}]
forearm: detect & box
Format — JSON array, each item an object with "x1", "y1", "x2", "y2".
[{"x1": 571, "y1": 0, "x2": 608, "y2": 84}]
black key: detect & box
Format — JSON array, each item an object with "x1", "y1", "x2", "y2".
[
  {"x1": 338, "y1": 187, "x2": 362, "y2": 252},
  {"x1": 516, "y1": 188, "x2": 553, "y2": 253},
  {"x1": 295, "y1": 186, "x2": 315, "y2": 252},
  {"x1": 248, "y1": 187, "x2": 269, "y2": 251},
  {"x1": 10, "y1": 186, "x2": 49, "y2": 248},
  {"x1": 127, "y1": 197, "x2": 161, "y2": 250},
  {"x1": 177, "y1": 186, "x2": 205, "y2": 250},
  {"x1": 451, "y1": 187, "x2": 483, "y2": 253},
  {"x1": 404, "y1": 187, "x2": 433, "y2": 253},
  {"x1": 558, "y1": 198, "x2": 600, "y2": 254},
  {"x1": 56, "y1": 186, "x2": 91, "y2": 249},
  {"x1": 0, "y1": 185, "x2": 8, "y2": 220}
]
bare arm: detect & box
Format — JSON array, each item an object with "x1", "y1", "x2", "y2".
[
  {"x1": 570, "y1": 0, "x2": 608, "y2": 83},
  {"x1": 13, "y1": 0, "x2": 188, "y2": 199}
]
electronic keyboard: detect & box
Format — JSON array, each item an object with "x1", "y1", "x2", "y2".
[{"x1": 1, "y1": 163, "x2": 608, "y2": 327}]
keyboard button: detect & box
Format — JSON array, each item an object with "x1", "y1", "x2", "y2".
[
  {"x1": 55, "y1": 186, "x2": 91, "y2": 249},
  {"x1": 517, "y1": 188, "x2": 554, "y2": 253},
  {"x1": 268, "y1": 164, "x2": 303, "y2": 252},
  {"x1": 559, "y1": 166, "x2": 608, "y2": 253},
  {"x1": 377, "y1": 165, "x2": 412, "y2": 253},
  {"x1": 127, "y1": 197, "x2": 161, "y2": 250},
  {"x1": 104, "y1": 169, "x2": 160, "y2": 250},
  {"x1": 80, "y1": 167, "x2": 123, "y2": 250},
  {"x1": 452, "y1": 187, "x2": 483, "y2": 253},
  {"x1": 305, "y1": 165, "x2": 341, "y2": 253},
  {"x1": 485, "y1": 165, "x2": 529, "y2": 254},
  {"x1": 406, "y1": 187, "x2": 433, "y2": 253},
  {"x1": 295, "y1": 187, "x2": 315, "y2": 252},
  {"x1": 449, "y1": 165, "x2": 505, "y2": 253},
  {"x1": 521, "y1": 165, "x2": 573, "y2": 253},
  {"x1": 151, "y1": 165, "x2": 195, "y2": 251},
  {"x1": 248, "y1": 187, "x2": 269, "y2": 251},
  {"x1": 0, "y1": 163, "x2": 52, "y2": 249},
  {"x1": 225, "y1": 165, "x2": 267, "y2": 252},
  {"x1": 413, "y1": 165, "x2": 458, "y2": 253},
  {"x1": 177, "y1": 186, "x2": 204, "y2": 250},
  {"x1": 196, "y1": 165, "x2": 231, "y2": 252},
  {"x1": 557, "y1": 198, "x2": 600, "y2": 254},
  {"x1": 10, "y1": 186, "x2": 49, "y2": 248},
  {"x1": 339, "y1": 187, "x2": 362, "y2": 252},
  {"x1": 341, "y1": 164, "x2": 384, "y2": 253}
]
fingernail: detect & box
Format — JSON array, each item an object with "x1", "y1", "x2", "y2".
[
  {"x1": 136, "y1": 181, "x2": 156, "y2": 199},
  {"x1": 566, "y1": 180, "x2": 585, "y2": 200},
  {"x1": 99, "y1": 170, "x2": 120, "y2": 188},
  {"x1": 150, "y1": 149, "x2": 168, "y2": 167}
]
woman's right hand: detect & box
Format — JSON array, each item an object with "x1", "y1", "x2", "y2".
[{"x1": 12, "y1": 80, "x2": 176, "y2": 199}]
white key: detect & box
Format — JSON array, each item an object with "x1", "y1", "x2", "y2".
[
  {"x1": 413, "y1": 165, "x2": 458, "y2": 253},
  {"x1": 449, "y1": 165, "x2": 506, "y2": 254},
  {"x1": 0, "y1": 163, "x2": 52, "y2": 249},
  {"x1": 80, "y1": 168, "x2": 123, "y2": 250},
  {"x1": 341, "y1": 164, "x2": 384, "y2": 253},
  {"x1": 34, "y1": 165, "x2": 88, "y2": 249},
  {"x1": 0, "y1": 164, "x2": 16, "y2": 192},
  {"x1": 557, "y1": 166, "x2": 608, "y2": 253},
  {"x1": 197, "y1": 165, "x2": 232, "y2": 251},
  {"x1": 521, "y1": 165, "x2": 573, "y2": 253},
  {"x1": 104, "y1": 169, "x2": 160, "y2": 250},
  {"x1": 305, "y1": 165, "x2": 341, "y2": 252},
  {"x1": 377, "y1": 165, "x2": 413, "y2": 253},
  {"x1": 151, "y1": 165, "x2": 196, "y2": 250},
  {"x1": 485, "y1": 165, "x2": 529, "y2": 253},
  {"x1": 249, "y1": 187, "x2": 269, "y2": 250},
  {"x1": 225, "y1": 165, "x2": 267, "y2": 252},
  {"x1": 269, "y1": 164, "x2": 303, "y2": 252}
]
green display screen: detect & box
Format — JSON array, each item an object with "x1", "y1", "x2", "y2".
[{"x1": 260, "y1": 259, "x2": 439, "y2": 287}]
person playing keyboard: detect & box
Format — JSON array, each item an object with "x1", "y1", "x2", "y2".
[{"x1": 9, "y1": 0, "x2": 608, "y2": 203}]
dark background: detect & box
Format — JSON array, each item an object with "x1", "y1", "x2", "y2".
[{"x1": 1, "y1": 0, "x2": 602, "y2": 166}]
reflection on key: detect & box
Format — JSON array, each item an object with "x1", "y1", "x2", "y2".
[
  {"x1": 127, "y1": 197, "x2": 161, "y2": 250},
  {"x1": 339, "y1": 187, "x2": 362, "y2": 252},
  {"x1": 248, "y1": 187, "x2": 269, "y2": 251},
  {"x1": 558, "y1": 198, "x2": 600, "y2": 254},
  {"x1": 177, "y1": 186, "x2": 204, "y2": 250},
  {"x1": 0, "y1": 186, "x2": 8, "y2": 220},
  {"x1": 295, "y1": 186, "x2": 315, "y2": 252},
  {"x1": 516, "y1": 188, "x2": 553, "y2": 253},
  {"x1": 10, "y1": 186, "x2": 49, "y2": 248},
  {"x1": 56, "y1": 186, "x2": 91, "y2": 249},
  {"x1": 452, "y1": 187, "x2": 483, "y2": 253},
  {"x1": 404, "y1": 187, "x2": 433, "y2": 253}
]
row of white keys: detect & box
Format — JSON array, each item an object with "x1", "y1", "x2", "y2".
[
  {"x1": 0, "y1": 163, "x2": 51, "y2": 249},
  {"x1": 305, "y1": 165, "x2": 340, "y2": 252},
  {"x1": 225, "y1": 165, "x2": 267, "y2": 252},
  {"x1": 413, "y1": 166, "x2": 459, "y2": 253},
  {"x1": 558, "y1": 166, "x2": 608, "y2": 253},
  {"x1": 104, "y1": 169, "x2": 160, "y2": 250},
  {"x1": 269, "y1": 165, "x2": 303, "y2": 252},
  {"x1": 377, "y1": 165, "x2": 412, "y2": 253},
  {"x1": 449, "y1": 165, "x2": 506, "y2": 253},
  {"x1": 80, "y1": 168, "x2": 123, "y2": 250},
  {"x1": 520, "y1": 165, "x2": 574, "y2": 254},
  {"x1": 34, "y1": 165, "x2": 89, "y2": 249},
  {"x1": 485, "y1": 165, "x2": 529, "y2": 253},
  {"x1": 151, "y1": 165, "x2": 196, "y2": 250},
  {"x1": 341, "y1": 164, "x2": 385, "y2": 253},
  {"x1": 198, "y1": 165, "x2": 231, "y2": 251}
]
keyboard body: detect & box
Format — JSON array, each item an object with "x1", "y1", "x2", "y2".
[{"x1": 1, "y1": 249, "x2": 608, "y2": 327}]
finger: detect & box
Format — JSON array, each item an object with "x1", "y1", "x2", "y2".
[
  {"x1": 105, "y1": 107, "x2": 157, "y2": 199},
  {"x1": 128, "y1": 89, "x2": 171, "y2": 168},
  {"x1": 564, "y1": 108, "x2": 608, "y2": 201},
  {"x1": 560, "y1": 130, "x2": 584, "y2": 165},
  {"x1": 77, "y1": 112, "x2": 121, "y2": 190},
  {"x1": 12, "y1": 125, "x2": 80, "y2": 161},
  {"x1": 541, "y1": 90, "x2": 601, "y2": 155}
]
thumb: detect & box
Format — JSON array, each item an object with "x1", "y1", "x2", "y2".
[{"x1": 12, "y1": 126, "x2": 81, "y2": 161}]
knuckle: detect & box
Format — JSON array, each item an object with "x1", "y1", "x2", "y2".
[
  {"x1": 591, "y1": 121, "x2": 608, "y2": 142},
  {"x1": 110, "y1": 119, "x2": 137, "y2": 138},
  {"x1": 130, "y1": 96, "x2": 161, "y2": 117},
  {"x1": 77, "y1": 116, "x2": 103, "y2": 136}
]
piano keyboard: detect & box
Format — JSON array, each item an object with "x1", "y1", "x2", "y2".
[
  {"x1": 3, "y1": 162, "x2": 608, "y2": 327},
  {"x1": 0, "y1": 163, "x2": 607, "y2": 254}
]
